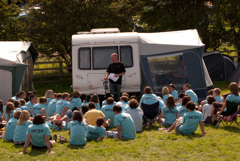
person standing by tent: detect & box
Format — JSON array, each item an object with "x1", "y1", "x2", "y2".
[{"x1": 104, "y1": 53, "x2": 126, "y2": 102}]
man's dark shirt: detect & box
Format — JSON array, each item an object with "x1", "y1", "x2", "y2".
[{"x1": 106, "y1": 62, "x2": 126, "y2": 84}]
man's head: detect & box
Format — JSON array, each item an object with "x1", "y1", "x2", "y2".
[
  {"x1": 168, "y1": 84, "x2": 175, "y2": 92},
  {"x1": 111, "y1": 53, "x2": 119, "y2": 63},
  {"x1": 183, "y1": 84, "x2": 191, "y2": 92}
]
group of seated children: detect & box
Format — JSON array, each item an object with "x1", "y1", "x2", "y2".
[{"x1": 1, "y1": 82, "x2": 239, "y2": 154}]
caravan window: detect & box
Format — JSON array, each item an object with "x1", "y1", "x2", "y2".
[
  {"x1": 148, "y1": 54, "x2": 188, "y2": 92},
  {"x1": 93, "y1": 46, "x2": 118, "y2": 69},
  {"x1": 78, "y1": 47, "x2": 91, "y2": 70},
  {"x1": 120, "y1": 46, "x2": 133, "y2": 67}
]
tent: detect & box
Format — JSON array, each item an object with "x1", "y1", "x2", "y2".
[
  {"x1": 203, "y1": 51, "x2": 237, "y2": 81},
  {"x1": 227, "y1": 65, "x2": 240, "y2": 83},
  {"x1": 0, "y1": 42, "x2": 38, "y2": 103},
  {"x1": 138, "y1": 30, "x2": 213, "y2": 99}
]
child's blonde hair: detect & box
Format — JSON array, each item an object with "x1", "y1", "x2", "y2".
[
  {"x1": 162, "y1": 86, "x2": 170, "y2": 96},
  {"x1": 17, "y1": 110, "x2": 30, "y2": 125},
  {"x1": 45, "y1": 90, "x2": 54, "y2": 98}
]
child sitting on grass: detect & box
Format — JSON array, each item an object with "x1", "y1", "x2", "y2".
[
  {"x1": 175, "y1": 93, "x2": 186, "y2": 107},
  {"x1": 33, "y1": 97, "x2": 47, "y2": 117},
  {"x1": 14, "y1": 101, "x2": 22, "y2": 111},
  {"x1": 101, "y1": 97, "x2": 115, "y2": 128},
  {"x1": 202, "y1": 96, "x2": 215, "y2": 122},
  {"x1": 177, "y1": 96, "x2": 191, "y2": 117},
  {"x1": 68, "y1": 111, "x2": 87, "y2": 146},
  {"x1": 125, "y1": 99, "x2": 143, "y2": 132},
  {"x1": 5, "y1": 111, "x2": 22, "y2": 142},
  {"x1": 107, "y1": 105, "x2": 136, "y2": 140},
  {"x1": 52, "y1": 114, "x2": 69, "y2": 131},
  {"x1": 164, "y1": 101, "x2": 207, "y2": 136},
  {"x1": 86, "y1": 117, "x2": 106, "y2": 141},
  {"x1": 160, "y1": 96, "x2": 180, "y2": 128},
  {"x1": 20, "y1": 99, "x2": 28, "y2": 111},
  {"x1": 13, "y1": 110, "x2": 32, "y2": 145},
  {"x1": 4, "y1": 102, "x2": 16, "y2": 122},
  {"x1": 162, "y1": 86, "x2": 171, "y2": 104}
]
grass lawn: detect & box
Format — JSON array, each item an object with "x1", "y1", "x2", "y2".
[{"x1": 1, "y1": 81, "x2": 239, "y2": 160}]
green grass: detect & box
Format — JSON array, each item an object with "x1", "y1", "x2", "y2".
[
  {"x1": 1, "y1": 123, "x2": 240, "y2": 160},
  {"x1": 2, "y1": 81, "x2": 240, "y2": 160}
]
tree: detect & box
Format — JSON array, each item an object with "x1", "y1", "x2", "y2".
[
  {"x1": 212, "y1": 0, "x2": 240, "y2": 61},
  {"x1": 24, "y1": 0, "x2": 144, "y2": 69},
  {"x1": 0, "y1": 0, "x2": 22, "y2": 40},
  {"x1": 139, "y1": 0, "x2": 222, "y2": 50}
]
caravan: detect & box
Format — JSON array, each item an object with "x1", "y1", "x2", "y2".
[{"x1": 72, "y1": 28, "x2": 213, "y2": 99}]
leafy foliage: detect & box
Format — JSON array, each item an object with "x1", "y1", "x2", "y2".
[
  {"x1": 23, "y1": 0, "x2": 144, "y2": 67},
  {"x1": 0, "y1": 0, "x2": 22, "y2": 40}
]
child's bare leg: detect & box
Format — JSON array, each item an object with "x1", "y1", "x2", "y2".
[{"x1": 166, "y1": 121, "x2": 177, "y2": 133}]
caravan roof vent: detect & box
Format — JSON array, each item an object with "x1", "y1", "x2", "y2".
[
  {"x1": 77, "y1": 32, "x2": 90, "y2": 35},
  {"x1": 90, "y1": 28, "x2": 120, "y2": 34}
]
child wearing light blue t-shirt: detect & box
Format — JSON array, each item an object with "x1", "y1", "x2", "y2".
[
  {"x1": 213, "y1": 88, "x2": 223, "y2": 103},
  {"x1": 13, "y1": 110, "x2": 32, "y2": 144},
  {"x1": 86, "y1": 117, "x2": 106, "y2": 141},
  {"x1": 168, "y1": 84, "x2": 178, "y2": 100},
  {"x1": 116, "y1": 96, "x2": 129, "y2": 111},
  {"x1": 53, "y1": 115, "x2": 70, "y2": 131},
  {"x1": 70, "y1": 91, "x2": 82, "y2": 110},
  {"x1": 183, "y1": 84, "x2": 198, "y2": 105},
  {"x1": 4, "y1": 102, "x2": 16, "y2": 122},
  {"x1": 26, "y1": 94, "x2": 37, "y2": 116},
  {"x1": 162, "y1": 86, "x2": 170, "y2": 104},
  {"x1": 165, "y1": 101, "x2": 207, "y2": 136},
  {"x1": 32, "y1": 97, "x2": 47, "y2": 117},
  {"x1": 69, "y1": 111, "x2": 87, "y2": 145},
  {"x1": 107, "y1": 105, "x2": 136, "y2": 140},
  {"x1": 160, "y1": 96, "x2": 180, "y2": 128},
  {"x1": 90, "y1": 94, "x2": 101, "y2": 110},
  {"x1": 5, "y1": 111, "x2": 21, "y2": 141},
  {"x1": 45, "y1": 90, "x2": 54, "y2": 109},
  {"x1": 101, "y1": 97, "x2": 115, "y2": 128},
  {"x1": 21, "y1": 114, "x2": 55, "y2": 154},
  {"x1": 56, "y1": 93, "x2": 70, "y2": 117},
  {"x1": 177, "y1": 96, "x2": 191, "y2": 117}
]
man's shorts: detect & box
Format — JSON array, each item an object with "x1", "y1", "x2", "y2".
[
  {"x1": 107, "y1": 131, "x2": 119, "y2": 138},
  {"x1": 175, "y1": 117, "x2": 183, "y2": 134}
]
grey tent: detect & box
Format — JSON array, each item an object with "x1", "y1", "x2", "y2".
[
  {"x1": 227, "y1": 65, "x2": 240, "y2": 83},
  {"x1": 0, "y1": 42, "x2": 38, "y2": 103},
  {"x1": 138, "y1": 30, "x2": 213, "y2": 99},
  {"x1": 203, "y1": 51, "x2": 237, "y2": 81}
]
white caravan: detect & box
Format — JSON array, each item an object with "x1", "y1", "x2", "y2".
[{"x1": 72, "y1": 28, "x2": 213, "y2": 98}]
